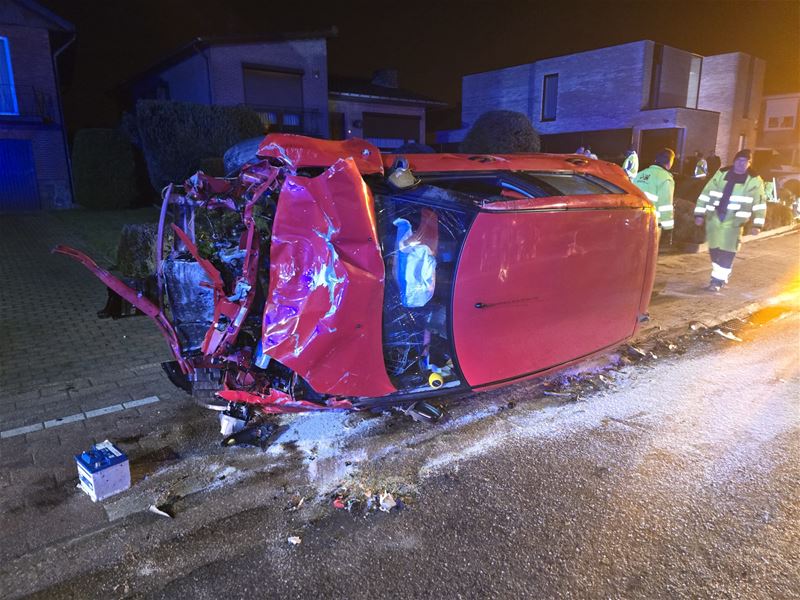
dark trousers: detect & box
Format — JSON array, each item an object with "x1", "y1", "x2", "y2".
[{"x1": 709, "y1": 247, "x2": 736, "y2": 285}]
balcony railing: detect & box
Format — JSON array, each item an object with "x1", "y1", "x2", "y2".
[
  {"x1": 246, "y1": 104, "x2": 324, "y2": 137},
  {"x1": 0, "y1": 84, "x2": 56, "y2": 122}
]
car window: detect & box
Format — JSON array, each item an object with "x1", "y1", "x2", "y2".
[
  {"x1": 372, "y1": 187, "x2": 475, "y2": 393},
  {"x1": 423, "y1": 175, "x2": 537, "y2": 200},
  {"x1": 519, "y1": 172, "x2": 624, "y2": 195}
]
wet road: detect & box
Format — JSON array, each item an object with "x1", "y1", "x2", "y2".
[{"x1": 10, "y1": 310, "x2": 800, "y2": 599}]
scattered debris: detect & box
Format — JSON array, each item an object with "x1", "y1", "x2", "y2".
[
  {"x1": 626, "y1": 345, "x2": 647, "y2": 358},
  {"x1": 148, "y1": 504, "x2": 174, "y2": 519},
  {"x1": 542, "y1": 391, "x2": 572, "y2": 398},
  {"x1": 403, "y1": 401, "x2": 444, "y2": 424},
  {"x1": 221, "y1": 422, "x2": 277, "y2": 448},
  {"x1": 713, "y1": 329, "x2": 743, "y2": 342},
  {"x1": 331, "y1": 482, "x2": 411, "y2": 516},
  {"x1": 287, "y1": 536, "x2": 302, "y2": 545},
  {"x1": 379, "y1": 492, "x2": 397, "y2": 512},
  {"x1": 286, "y1": 495, "x2": 305, "y2": 512}
]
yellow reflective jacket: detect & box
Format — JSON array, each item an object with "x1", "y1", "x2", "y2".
[
  {"x1": 695, "y1": 167, "x2": 766, "y2": 252},
  {"x1": 633, "y1": 164, "x2": 674, "y2": 230}
]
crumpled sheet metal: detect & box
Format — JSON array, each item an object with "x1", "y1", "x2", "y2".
[
  {"x1": 261, "y1": 157, "x2": 396, "y2": 397},
  {"x1": 257, "y1": 134, "x2": 384, "y2": 175}
]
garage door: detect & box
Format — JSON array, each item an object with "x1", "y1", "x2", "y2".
[{"x1": 0, "y1": 139, "x2": 39, "y2": 210}]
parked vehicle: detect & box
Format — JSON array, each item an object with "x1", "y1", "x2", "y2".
[{"x1": 56, "y1": 134, "x2": 658, "y2": 429}]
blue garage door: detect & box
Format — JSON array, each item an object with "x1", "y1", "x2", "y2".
[{"x1": 0, "y1": 139, "x2": 39, "y2": 210}]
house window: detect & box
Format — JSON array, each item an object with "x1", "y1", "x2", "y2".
[
  {"x1": 541, "y1": 74, "x2": 558, "y2": 122},
  {"x1": 768, "y1": 117, "x2": 780, "y2": 128},
  {"x1": 0, "y1": 36, "x2": 19, "y2": 116},
  {"x1": 781, "y1": 115, "x2": 795, "y2": 128},
  {"x1": 242, "y1": 65, "x2": 303, "y2": 109}
]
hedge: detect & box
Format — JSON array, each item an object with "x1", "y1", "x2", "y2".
[
  {"x1": 460, "y1": 110, "x2": 541, "y2": 154},
  {"x1": 135, "y1": 100, "x2": 265, "y2": 191},
  {"x1": 72, "y1": 128, "x2": 139, "y2": 209}
]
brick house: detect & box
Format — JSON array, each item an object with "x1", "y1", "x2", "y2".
[
  {"x1": 126, "y1": 32, "x2": 333, "y2": 138},
  {"x1": 0, "y1": 0, "x2": 74, "y2": 210},
  {"x1": 438, "y1": 41, "x2": 764, "y2": 170},
  {"x1": 329, "y1": 69, "x2": 446, "y2": 150},
  {"x1": 757, "y1": 93, "x2": 800, "y2": 168}
]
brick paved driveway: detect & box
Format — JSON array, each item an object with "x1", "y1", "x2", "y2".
[{"x1": 0, "y1": 212, "x2": 210, "y2": 558}]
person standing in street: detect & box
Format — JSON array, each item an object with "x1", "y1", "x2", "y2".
[
  {"x1": 633, "y1": 148, "x2": 675, "y2": 240},
  {"x1": 622, "y1": 145, "x2": 639, "y2": 179},
  {"x1": 693, "y1": 152, "x2": 708, "y2": 178},
  {"x1": 694, "y1": 149, "x2": 766, "y2": 292}
]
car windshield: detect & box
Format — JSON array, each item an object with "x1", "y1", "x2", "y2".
[
  {"x1": 412, "y1": 171, "x2": 624, "y2": 205},
  {"x1": 371, "y1": 182, "x2": 476, "y2": 393}
]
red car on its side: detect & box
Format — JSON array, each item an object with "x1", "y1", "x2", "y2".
[{"x1": 56, "y1": 134, "x2": 657, "y2": 427}]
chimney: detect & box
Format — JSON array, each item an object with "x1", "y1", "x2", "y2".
[{"x1": 371, "y1": 68, "x2": 399, "y2": 88}]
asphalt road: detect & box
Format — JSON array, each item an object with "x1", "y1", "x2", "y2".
[{"x1": 11, "y1": 306, "x2": 798, "y2": 599}]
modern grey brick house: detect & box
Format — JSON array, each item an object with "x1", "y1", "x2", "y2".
[
  {"x1": 0, "y1": 0, "x2": 74, "y2": 210},
  {"x1": 438, "y1": 41, "x2": 765, "y2": 170}
]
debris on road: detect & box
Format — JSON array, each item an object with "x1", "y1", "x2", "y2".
[
  {"x1": 713, "y1": 328, "x2": 743, "y2": 342},
  {"x1": 378, "y1": 492, "x2": 397, "y2": 512},
  {"x1": 148, "y1": 504, "x2": 174, "y2": 519},
  {"x1": 74, "y1": 440, "x2": 131, "y2": 502},
  {"x1": 331, "y1": 482, "x2": 412, "y2": 516},
  {"x1": 287, "y1": 536, "x2": 302, "y2": 545}
]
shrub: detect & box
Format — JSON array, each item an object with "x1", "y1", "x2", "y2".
[
  {"x1": 460, "y1": 110, "x2": 540, "y2": 154},
  {"x1": 135, "y1": 100, "x2": 264, "y2": 190},
  {"x1": 198, "y1": 157, "x2": 225, "y2": 177},
  {"x1": 72, "y1": 128, "x2": 139, "y2": 209}
]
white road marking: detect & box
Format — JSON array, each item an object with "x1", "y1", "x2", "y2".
[{"x1": 0, "y1": 396, "x2": 160, "y2": 439}]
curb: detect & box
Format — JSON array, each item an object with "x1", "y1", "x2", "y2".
[
  {"x1": 635, "y1": 289, "x2": 797, "y2": 346},
  {"x1": 680, "y1": 223, "x2": 799, "y2": 254}
]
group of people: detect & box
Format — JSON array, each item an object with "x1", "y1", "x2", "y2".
[
  {"x1": 575, "y1": 146, "x2": 598, "y2": 160},
  {"x1": 622, "y1": 145, "x2": 767, "y2": 293}
]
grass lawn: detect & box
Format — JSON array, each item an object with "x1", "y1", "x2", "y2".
[{"x1": 49, "y1": 206, "x2": 160, "y2": 267}]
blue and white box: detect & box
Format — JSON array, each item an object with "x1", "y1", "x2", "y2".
[{"x1": 75, "y1": 440, "x2": 131, "y2": 502}]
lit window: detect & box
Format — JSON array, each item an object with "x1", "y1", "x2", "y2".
[
  {"x1": 780, "y1": 115, "x2": 795, "y2": 128},
  {"x1": 768, "y1": 117, "x2": 780, "y2": 128},
  {"x1": 0, "y1": 36, "x2": 19, "y2": 116}
]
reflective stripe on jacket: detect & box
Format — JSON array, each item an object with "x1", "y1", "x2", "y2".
[
  {"x1": 695, "y1": 167, "x2": 766, "y2": 251},
  {"x1": 633, "y1": 164, "x2": 674, "y2": 230}
]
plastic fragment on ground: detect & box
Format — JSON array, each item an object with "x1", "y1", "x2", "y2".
[
  {"x1": 379, "y1": 491, "x2": 396, "y2": 512},
  {"x1": 713, "y1": 328, "x2": 743, "y2": 342},
  {"x1": 148, "y1": 504, "x2": 173, "y2": 519},
  {"x1": 288, "y1": 536, "x2": 302, "y2": 545},
  {"x1": 543, "y1": 391, "x2": 571, "y2": 397},
  {"x1": 333, "y1": 498, "x2": 346, "y2": 509}
]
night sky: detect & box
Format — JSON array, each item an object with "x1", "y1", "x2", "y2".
[{"x1": 42, "y1": 0, "x2": 800, "y2": 134}]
